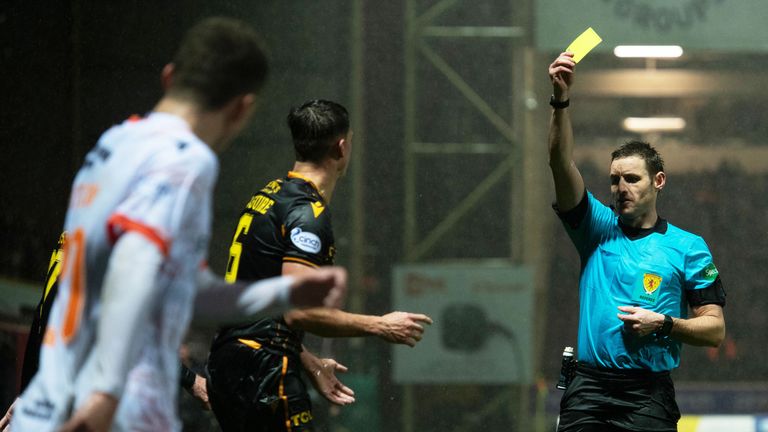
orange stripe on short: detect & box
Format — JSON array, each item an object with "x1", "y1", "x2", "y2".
[
  {"x1": 237, "y1": 339, "x2": 262, "y2": 350},
  {"x1": 280, "y1": 356, "x2": 292, "y2": 432}
]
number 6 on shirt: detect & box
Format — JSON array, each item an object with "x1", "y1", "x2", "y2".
[{"x1": 225, "y1": 213, "x2": 254, "y2": 283}]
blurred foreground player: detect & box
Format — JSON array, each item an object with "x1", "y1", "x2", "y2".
[
  {"x1": 0, "y1": 234, "x2": 65, "y2": 432},
  {"x1": 12, "y1": 18, "x2": 346, "y2": 432},
  {"x1": 0, "y1": 233, "x2": 210, "y2": 432},
  {"x1": 548, "y1": 52, "x2": 726, "y2": 432},
  {"x1": 207, "y1": 100, "x2": 432, "y2": 431}
]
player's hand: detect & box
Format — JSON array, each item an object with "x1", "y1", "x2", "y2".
[
  {"x1": 617, "y1": 306, "x2": 665, "y2": 337},
  {"x1": 304, "y1": 356, "x2": 355, "y2": 406},
  {"x1": 549, "y1": 52, "x2": 575, "y2": 100},
  {"x1": 0, "y1": 398, "x2": 17, "y2": 432},
  {"x1": 58, "y1": 392, "x2": 118, "y2": 432},
  {"x1": 191, "y1": 375, "x2": 211, "y2": 410},
  {"x1": 289, "y1": 267, "x2": 347, "y2": 309},
  {"x1": 376, "y1": 312, "x2": 433, "y2": 347}
]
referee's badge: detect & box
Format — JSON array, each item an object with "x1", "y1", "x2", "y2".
[
  {"x1": 643, "y1": 273, "x2": 662, "y2": 294},
  {"x1": 632, "y1": 272, "x2": 663, "y2": 304}
]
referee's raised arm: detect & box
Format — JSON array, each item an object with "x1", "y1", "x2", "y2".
[{"x1": 548, "y1": 52, "x2": 585, "y2": 212}]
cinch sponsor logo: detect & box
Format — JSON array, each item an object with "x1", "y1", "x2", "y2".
[{"x1": 290, "y1": 228, "x2": 322, "y2": 254}]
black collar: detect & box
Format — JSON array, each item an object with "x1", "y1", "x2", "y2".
[{"x1": 619, "y1": 217, "x2": 668, "y2": 240}]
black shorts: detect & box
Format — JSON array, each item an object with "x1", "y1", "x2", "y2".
[
  {"x1": 207, "y1": 339, "x2": 314, "y2": 432},
  {"x1": 557, "y1": 364, "x2": 680, "y2": 432}
]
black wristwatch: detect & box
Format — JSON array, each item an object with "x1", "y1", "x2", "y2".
[
  {"x1": 549, "y1": 95, "x2": 570, "y2": 109},
  {"x1": 656, "y1": 314, "x2": 674, "y2": 338}
]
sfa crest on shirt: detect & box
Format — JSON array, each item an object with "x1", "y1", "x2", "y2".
[
  {"x1": 643, "y1": 273, "x2": 663, "y2": 294},
  {"x1": 631, "y1": 272, "x2": 663, "y2": 305}
]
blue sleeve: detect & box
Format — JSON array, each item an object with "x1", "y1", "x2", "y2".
[
  {"x1": 684, "y1": 236, "x2": 718, "y2": 291},
  {"x1": 556, "y1": 191, "x2": 616, "y2": 258}
]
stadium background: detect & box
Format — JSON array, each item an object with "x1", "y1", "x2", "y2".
[{"x1": 1, "y1": 1, "x2": 767, "y2": 430}]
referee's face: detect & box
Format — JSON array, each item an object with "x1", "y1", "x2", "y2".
[{"x1": 610, "y1": 155, "x2": 659, "y2": 226}]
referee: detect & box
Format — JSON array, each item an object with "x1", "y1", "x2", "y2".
[
  {"x1": 548, "y1": 52, "x2": 726, "y2": 432},
  {"x1": 207, "y1": 99, "x2": 432, "y2": 431}
]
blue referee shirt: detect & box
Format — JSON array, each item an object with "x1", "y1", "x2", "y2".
[{"x1": 558, "y1": 191, "x2": 719, "y2": 372}]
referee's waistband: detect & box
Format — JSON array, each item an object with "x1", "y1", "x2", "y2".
[{"x1": 577, "y1": 363, "x2": 670, "y2": 380}]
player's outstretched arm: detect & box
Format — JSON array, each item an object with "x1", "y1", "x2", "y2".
[
  {"x1": 192, "y1": 266, "x2": 347, "y2": 327},
  {"x1": 283, "y1": 261, "x2": 431, "y2": 346},
  {"x1": 300, "y1": 347, "x2": 355, "y2": 406},
  {"x1": 548, "y1": 52, "x2": 585, "y2": 212},
  {"x1": 285, "y1": 308, "x2": 432, "y2": 347}
]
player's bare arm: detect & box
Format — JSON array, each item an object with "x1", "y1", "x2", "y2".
[
  {"x1": 548, "y1": 51, "x2": 585, "y2": 212},
  {"x1": 282, "y1": 262, "x2": 433, "y2": 347}
]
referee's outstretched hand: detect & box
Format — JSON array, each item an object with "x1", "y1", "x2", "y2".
[
  {"x1": 377, "y1": 312, "x2": 433, "y2": 347},
  {"x1": 289, "y1": 267, "x2": 348, "y2": 310}
]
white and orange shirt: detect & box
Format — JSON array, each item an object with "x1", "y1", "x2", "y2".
[{"x1": 14, "y1": 112, "x2": 217, "y2": 432}]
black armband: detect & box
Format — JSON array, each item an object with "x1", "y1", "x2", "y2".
[
  {"x1": 179, "y1": 363, "x2": 197, "y2": 390},
  {"x1": 686, "y1": 276, "x2": 726, "y2": 307}
]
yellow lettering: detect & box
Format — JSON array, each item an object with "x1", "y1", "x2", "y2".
[
  {"x1": 300, "y1": 411, "x2": 312, "y2": 423},
  {"x1": 291, "y1": 414, "x2": 301, "y2": 426},
  {"x1": 246, "y1": 195, "x2": 275, "y2": 214},
  {"x1": 260, "y1": 180, "x2": 282, "y2": 195}
]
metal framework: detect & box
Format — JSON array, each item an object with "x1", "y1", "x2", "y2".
[
  {"x1": 404, "y1": 0, "x2": 527, "y2": 263},
  {"x1": 401, "y1": 1, "x2": 549, "y2": 431}
]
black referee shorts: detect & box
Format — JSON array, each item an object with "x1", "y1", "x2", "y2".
[
  {"x1": 557, "y1": 364, "x2": 680, "y2": 432},
  {"x1": 207, "y1": 339, "x2": 314, "y2": 432}
]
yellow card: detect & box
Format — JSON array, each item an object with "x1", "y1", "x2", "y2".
[{"x1": 566, "y1": 27, "x2": 602, "y2": 63}]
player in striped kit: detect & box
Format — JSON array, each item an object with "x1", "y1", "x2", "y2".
[{"x1": 12, "y1": 17, "x2": 346, "y2": 432}]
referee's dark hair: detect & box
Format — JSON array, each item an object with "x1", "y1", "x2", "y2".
[
  {"x1": 168, "y1": 17, "x2": 269, "y2": 110},
  {"x1": 611, "y1": 140, "x2": 665, "y2": 176},
  {"x1": 288, "y1": 100, "x2": 350, "y2": 163}
]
